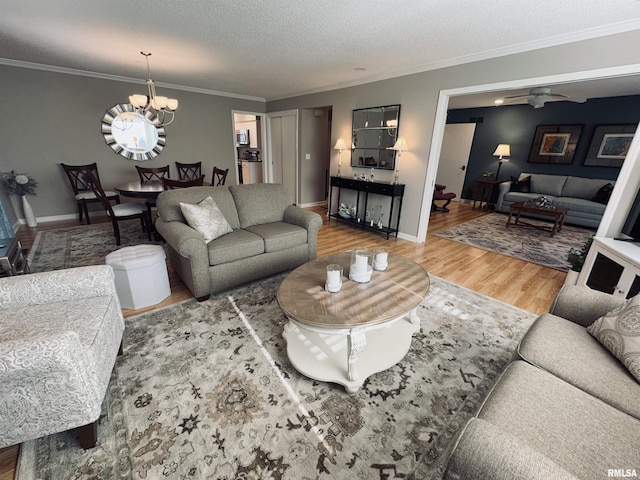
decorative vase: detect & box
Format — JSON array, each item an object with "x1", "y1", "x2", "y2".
[
  {"x1": 22, "y1": 195, "x2": 37, "y2": 227},
  {"x1": 564, "y1": 269, "x2": 579, "y2": 286}
]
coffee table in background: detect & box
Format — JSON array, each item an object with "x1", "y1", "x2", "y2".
[
  {"x1": 506, "y1": 201, "x2": 569, "y2": 237},
  {"x1": 277, "y1": 252, "x2": 430, "y2": 392}
]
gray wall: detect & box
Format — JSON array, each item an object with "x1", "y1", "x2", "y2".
[
  {"x1": 267, "y1": 30, "x2": 640, "y2": 238},
  {"x1": 0, "y1": 64, "x2": 265, "y2": 221}
]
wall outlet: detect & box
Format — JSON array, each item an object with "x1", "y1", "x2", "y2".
[{"x1": 305, "y1": 153, "x2": 311, "y2": 160}]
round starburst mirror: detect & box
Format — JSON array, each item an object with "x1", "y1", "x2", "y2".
[{"x1": 101, "y1": 103, "x2": 166, "y2": 161}]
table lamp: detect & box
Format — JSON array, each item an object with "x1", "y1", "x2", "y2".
[
  {"x1": 334, "y1": 137, "x2": 347, "y2": 177},
  {"x1": 391, "y1": 137, "x2": 408, "y2": 184}
]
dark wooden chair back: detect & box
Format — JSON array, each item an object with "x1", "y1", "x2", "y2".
[
  {"x1": 212, "y1": 167, "x2": 229, "y2": 186},
  {"x1": 61, "y1": 162, "x2": 101, "y2": 194},
  {"x1": 175, "y1": 161, "x2": 202, "y2": 181},
  {"x1": 80, "y1": 172, "x2": 116, "y2": 216},
  {"x1": 162, "y1": 175, "x2": 205, "y2": 190},
  {"x1": 135, "y1": 165, "x2": 170, "y2": 183}
]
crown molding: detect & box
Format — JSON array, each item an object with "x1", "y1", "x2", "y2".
[{"x1": 0, "y1": 58, "x2": 266, "y2": 103}]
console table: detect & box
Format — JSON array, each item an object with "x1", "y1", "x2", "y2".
[{"x1": 328, "y1": 176, "x2": 405, "y2": 239}]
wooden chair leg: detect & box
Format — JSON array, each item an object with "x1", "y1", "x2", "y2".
[
  {"x1": 113, "y1": 221, "x2": 121, "y2": 246},
  {"x1": 82, "y1": 201, "x2": 91, "y2": 225},
  {"x1": 74, "y1": 421, "x2": 98, "y2": 449},
  {"x1": 77, "y1": 202, "x2": 84, "y2": 224}
]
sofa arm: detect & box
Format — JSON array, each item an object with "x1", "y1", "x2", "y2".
[
  {"x1": 444, "y1": 419, "x2": 579, "y2": 480},
  {"x1": 0, "y1": 265, "x2": 117, "y2": 309},
  {"x1": 495, "y1": 181, "x2": 512, "y2": 211},
  {"x1": 155, "y1": 218, "x2": 208, "y2": 259},
  {"x1": 550, "y1": 285, "x2": 625, "y2": 327},
  {"x1": 284, "y1": 205, "x2": 323, "y2": 260}
]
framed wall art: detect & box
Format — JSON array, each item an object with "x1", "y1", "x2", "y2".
[
  {"x1": 527, "y1": 124, "x2": 583, "y2": 164},
  {"x1": 584, "y1": 124, "x2": 637, "y2": 167}
]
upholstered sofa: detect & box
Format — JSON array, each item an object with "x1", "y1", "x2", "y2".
[
  {"x1": 155, "y1": 183, "x2": 323, "y2": 300},
  {"x1": 443, "y1": 286, "x2": 640, "y2": 479},
  {"x1": 0, "y1": 265, "x2": 124, "y2": 449},
  {"x1": 496, "y1": 173, "x2": 614, "y2": 229}
]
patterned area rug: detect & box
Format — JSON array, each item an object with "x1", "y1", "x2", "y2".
[
  {"x1": 17, "y1": 273, "x2": 536, "y2": 480},
  {"x1": 432, "y1": 212, "x2": 595, "y2": 271},
  {"x1": 27, "y1": 220, "x2": 162, "y2": 272}
]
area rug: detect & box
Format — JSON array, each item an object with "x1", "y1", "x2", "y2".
[
  {"x1": 431, "y1": 212, "x2": 595, "y2": 271},
  {"x1": 28, "y1": 220, "x2": 162, "y2": 272},
  {"x1": 16, "y1": 273, "x2": 536, "y2": 480}
]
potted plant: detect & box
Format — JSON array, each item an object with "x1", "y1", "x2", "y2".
[
  {"x1": 2, "y1": 170, "x2": 38, "y2": 227},
  {"x1": 565, "y1": 236, "x2": 593, "y2": 285}
]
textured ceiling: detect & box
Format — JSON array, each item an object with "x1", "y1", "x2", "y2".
[{"x1": 2, "y1": 0, "x2": 640, "y2": 102}]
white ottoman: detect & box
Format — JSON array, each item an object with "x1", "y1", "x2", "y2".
[{"x1": 105, "y1": 245, "x2": 171, "y2": 309}]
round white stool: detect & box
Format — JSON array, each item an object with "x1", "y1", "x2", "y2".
[{"x1": 105, "y1": 245, "x2": 171, "y2": 309}]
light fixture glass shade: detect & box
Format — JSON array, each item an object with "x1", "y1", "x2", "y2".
[
  {"x1": 166, "y1": 98, "x2": 179, "y2": 111},
  {"x1": 392, "y1": 137, "x2": 408, "y2": 152},
  {"x1": 493, "y1": 144, "x2": 511, "y2": 158},
  {"x1": 333, "y1": 137, "x2": 346, "y2": 150}
]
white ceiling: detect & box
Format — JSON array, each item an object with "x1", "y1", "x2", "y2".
[{"x1": 2, "y1": 0, "x2": 640, "y2": 103}]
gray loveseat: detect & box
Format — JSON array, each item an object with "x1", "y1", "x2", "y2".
[
  {"x1": 443, "y1": 286, "x2": 640, "y2": 480},
  {"x1": 155, "y1": 183, "x2": 322, "y2": 300},
  {"x1": 496, "y1": 173, "x2": 614, "y2": 229}
]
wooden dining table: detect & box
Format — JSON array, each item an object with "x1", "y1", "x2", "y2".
[{"x1": 114, "y1": 181, "x2": 164, "y2": 199}]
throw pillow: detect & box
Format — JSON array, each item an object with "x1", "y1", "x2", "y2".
[
  {"x1": 509, "y1": 175, "x2": 531, "y2": 193},
  {"x1": 587, "y1": 295, "x2": 640, "y2": 383},
  {"x1": 591, "y1": 183, "x2": 614, "y2": 205},
  {"x1": 180, "y1": 196, "x2": 233, "y2": 242}
]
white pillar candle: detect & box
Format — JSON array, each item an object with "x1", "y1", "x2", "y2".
[
  {"x1": 327, "y1": 269, "x2": 340, "y2": 286},
  {"x1": 375, "y1": 251, "x2": 388, "y2": 265},
  {"x1": 354, "y1": 254, "x2": 368, "y2": 273}
]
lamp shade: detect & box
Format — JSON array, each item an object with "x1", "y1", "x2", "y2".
[
  {"x1": 493, "y1": 144, "x2": 511, "y2": 158},
  {"x1": 392, "y1": 137, "x2": 408, "y2": 151},
  {"x1": 333, "y1": 137, "x2": 347, "y2": 150}
]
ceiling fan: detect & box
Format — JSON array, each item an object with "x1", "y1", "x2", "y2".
[{"x1": 501, "y1": 87, "x2": 586, "y2": 108}]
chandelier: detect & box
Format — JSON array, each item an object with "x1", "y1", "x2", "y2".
[{"x1": 129, "y1": 52, "x2": 178, "y2": 127}]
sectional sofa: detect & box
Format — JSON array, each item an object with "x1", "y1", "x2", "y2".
[
  {"x1": 155, "y1": 183, "x2": 322, "y2": 300},
  {"x1": 496, "y1": 173, "x2": 614, "y2": 229},
  {"x1": 443, "y1": 285, "x2": 640, "y2": 479}
]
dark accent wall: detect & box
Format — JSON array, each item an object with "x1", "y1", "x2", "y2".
[{"x1": 447, "y1": 95, "x2": 640, "y2": 199}]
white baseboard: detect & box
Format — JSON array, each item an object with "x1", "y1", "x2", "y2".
[{"x1": 300, "y1": 201, "x2": 327, "y2": 208}]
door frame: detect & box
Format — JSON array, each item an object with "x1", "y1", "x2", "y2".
[
  {"x1": 266, "y1": 109, "x2": 299, "y2": 202},
  {"x1": 231, "y1": 110, "x2": 268, "y2": 185},
  {"x1": 417, "y1": 63, "x2": 640, "y2": 244}
]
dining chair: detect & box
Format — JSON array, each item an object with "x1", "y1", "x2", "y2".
[
  {"x1": 82, "y1": 172, "x2": 150, "y2": 246},
  {"x1": 61, "y1": 163, "x2": 120, "y2": 224},
  {"x1": 175, "y1": 161, "x2": 202, "y2": 181},
  {"x1": 212, "y1": 167, "x2": 229, "y2": 186},
  {"x1": 162, "y1": 175, "x2": 205, "y2": 190},
  {"x1": 135, "y1": 165, "x2": 170, "y2": 224}
]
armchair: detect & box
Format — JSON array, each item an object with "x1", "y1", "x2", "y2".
[{"x1": 0, "y1": 265, "x2": 125, "y2": 449}]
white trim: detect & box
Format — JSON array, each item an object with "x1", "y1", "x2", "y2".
[
  {"x1": 300, "y1": 201, "x2": 326, "y2": 208},
  {"x1": 417, "y1": 63, "x2": 640, "y2": 244},
  {"x1": 0, "y1": 58, "x2": 266, "y2": 102},
  {"x1": 397, "y1": 232, "x2": 418, "y2": 243}
]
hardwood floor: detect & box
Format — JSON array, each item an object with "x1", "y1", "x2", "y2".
[{"x1": 0, "y1": 201, "x2": 566, "y2": 479}]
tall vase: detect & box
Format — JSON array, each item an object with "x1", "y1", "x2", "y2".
[{"x1": 21, "y1": 195, "x2": 37, "y2": 227}]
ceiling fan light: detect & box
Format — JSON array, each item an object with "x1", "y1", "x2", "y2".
[{"x1": 528, "y1": 96, "x2": 545, "y2": 108}]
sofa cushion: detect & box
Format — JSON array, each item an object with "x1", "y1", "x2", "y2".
[
  {"x1": 245, "y1": 222, "x2": 308, "y2": 253},
  {"x1": 528, "y1": 174, "x2": 567, "y2": 196},
  {"x1": 206, "y1": 229, "x2": 264, "y2": 266},
  {"x1": 478, "y1": 361, "x2": 640, "y2": 480},
  {"x1": 230, "y1": 184, "x2": 292, "y2": 228},
  {"x1": 552, "y1": 197, "x2": 607, "y2": 216},
  {"x1": 503, "y1": 192, "x2": 555, "y2": 204},
  {"x1": 517, "y1": 313, "x2": 640, "y2": 419},
  {"x1": 587, "y1": 295, "x2": 640, "y2": 383},
  {"x1": 180, "y1": 196, "x2": 233, "y2": 242},
  {"x1": 562, "y1": 176, "x2": 615, "y2": 200},
  {"x1": 156, "y1": 186, "x2": 241, "y2": 229}
]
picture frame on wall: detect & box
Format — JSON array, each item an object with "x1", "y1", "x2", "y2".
[
  {"x1": 584, "y1": 124, "x2": 637, "y2": 167},
  {"x1": 528, "y1": 124, "x2": 583, "y2": 164}
]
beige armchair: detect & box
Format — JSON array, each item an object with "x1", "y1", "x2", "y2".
[{"x1": 0, "y1": 265, "x2": 125, "y2": 449}]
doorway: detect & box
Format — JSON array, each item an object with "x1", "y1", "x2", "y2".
[
  {"x1": 418, "y1": 64, "x2": 640, "y2": 243},
  {"x1": 232, "y1": 112, "x2": 266, "y2": 185},
  {"x1": 267, "y1": 110, "x2": 299, "y2": 203}
]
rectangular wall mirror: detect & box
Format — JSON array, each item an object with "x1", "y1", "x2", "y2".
[{"x1": 351, "y1": 104, "x2": 400, "y2": 170}]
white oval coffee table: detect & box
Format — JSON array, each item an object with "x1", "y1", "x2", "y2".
[{"x1": 277, "y1": 252, "x2": 430, "y2": 393}]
